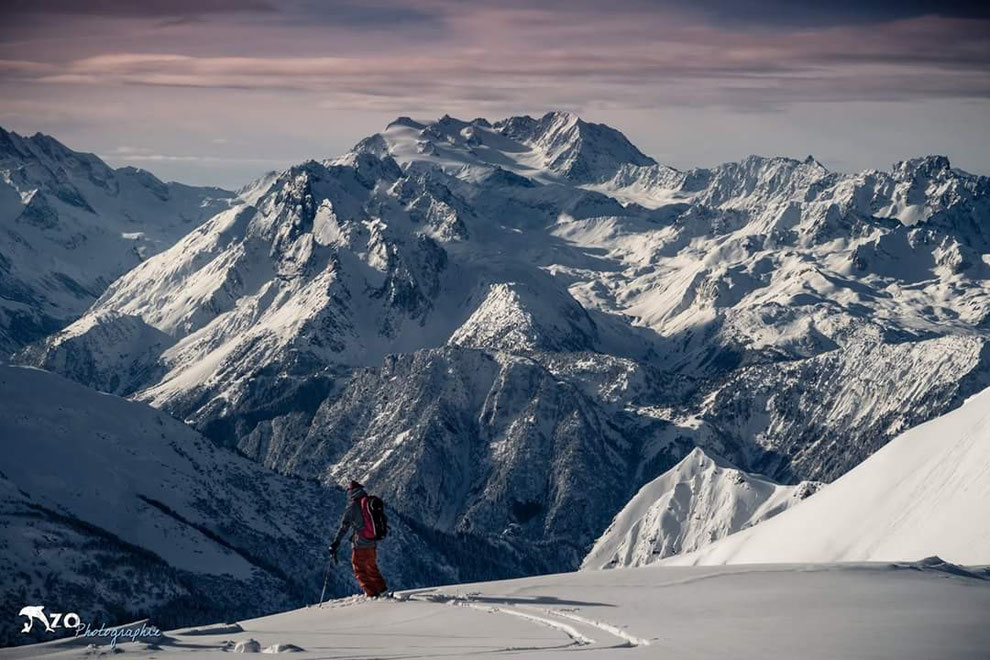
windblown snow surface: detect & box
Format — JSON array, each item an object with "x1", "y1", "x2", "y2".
[
  {"x1": 6, "y1": 561, "x2": 990, "y2": 659},
  {"x1": 663, "y1": 385, "x2": 990, "y2": 566}
]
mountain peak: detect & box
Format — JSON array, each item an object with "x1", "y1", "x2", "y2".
[
  {"x1": 493, "y1": 111, "x2": 656, "y2": 182},
  {"x1": 582, "y1": 445, "x2": 822, "y2": 570},
  {"x1": 0, "y1": 125, "x2": 232, "y2": 354},
  {"x1": 894, "y1": 155, "x2": 952, "y2": 179},
  {"x1": 367, "y1": 112, "x2": 658, "y2": 185},
  {"x1": 387, "y1": 116, "x2": 426, "y2": 130},
  {"x1": 539, "y1": 110, "x2": 580, "y2": 126}
]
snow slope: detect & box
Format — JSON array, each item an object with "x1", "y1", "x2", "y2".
[
  {"x1": 7, "y1": 560, "x2": 990, "y2": 659},
  {"x1": 0, "y1": 365, "x2": 344, "y2": 644},
  {"x1": 0, "y1": 127, "x2": 231, "y2": 355},
  {"x1": 0, "y1": 366, "x2": 572, "y2": 647},
  {"x1": 582, "y1": 447, "x2": 820, "y2": 569},
  {"x1": 664, "y1": 385, "x2": 990, "y2": 566}
]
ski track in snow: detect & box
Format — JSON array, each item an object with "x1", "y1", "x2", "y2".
[
  {"x1": 314, "y1": 591, "x2": 605, "y2": 653},
  {"x1": 457, "y1": 603, "x2": 596, "y2": 648},
  {"x1": 406, "y1": 590, "x2": 650, "y2": 649},
  {"x1": 545, "y1": 609, "x2": 653, "y2": 648}
]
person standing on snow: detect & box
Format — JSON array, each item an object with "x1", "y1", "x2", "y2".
[{"x1": 329, "y1": 480, "x2": 389, "y2": 597}]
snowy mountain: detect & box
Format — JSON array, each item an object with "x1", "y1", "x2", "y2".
[
  {"x1": 0, "y1": 366, "x2": 566, "y2": 646},
  {"x1": 0, "y1": 127, "x2": 231, "y2": 356},
  {"x1": 16, "y1": 113, "x2": 990, "y2": 577},
  {"x1": 378, "y1": 112, "x2": 658, "y2": 185},
  {"x1": 581, "y1": 447, "x2": 820, "y2": 569},
  {"x1": 663, "y1": 384, "x2": 990, "y2": 566}
]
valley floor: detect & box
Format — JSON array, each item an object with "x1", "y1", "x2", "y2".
[{"x1": 6, "y1": 561, "x2": 990, "y2": 659}]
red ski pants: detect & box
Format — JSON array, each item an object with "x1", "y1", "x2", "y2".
[{"x1": 352, "y1": 546, "x2": 387, "y2": 596}]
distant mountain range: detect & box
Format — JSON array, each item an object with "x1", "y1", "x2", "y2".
[
  {"x1": 4, "y1": 113, "x2": 990, "y2": 641},
  {"x1": 0, "y1": 127, "x2": 231, "y2": 356}
]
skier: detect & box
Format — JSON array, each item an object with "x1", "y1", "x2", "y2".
[{"x1": 329, "y1": 480, "x2": 389, "y2": 597}]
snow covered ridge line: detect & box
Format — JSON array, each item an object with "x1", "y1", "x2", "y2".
[
  {"x1": 582, "y1": 447, "x2": 821, "y2": 570},
  {"x1": 65, "y1": 561, "x2": 990, "y2": 658},
  {"x1": 368, "y1": 111, "x2": 989, "y2": 224},
  {"x1": 7, "y1": 561, "x2": 988, "y2": 658}
]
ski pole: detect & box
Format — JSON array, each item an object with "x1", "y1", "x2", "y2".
[{"x1": 318, "y1": 553, "x2": 333, "y2": 608}]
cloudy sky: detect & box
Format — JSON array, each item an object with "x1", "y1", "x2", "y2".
[{"x1": 1, "y1": 0, "x2": 988, "y2": 188}]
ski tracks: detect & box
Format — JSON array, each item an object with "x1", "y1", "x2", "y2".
[
  {"x1": 406, "y1": 591, "x2": 652, "y2": 650},
  {"x1": 547, "y1": 609, "x2": 652, "y2": 648},
  {"x1": 460, "y1": 603, "x2": 596, "y2": 647}
]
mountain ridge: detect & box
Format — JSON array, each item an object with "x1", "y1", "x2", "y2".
[
  {"x1": 582, "y1": 446, "x2": 821, "y2": 570},
  {"x1": 14, "y1": 112, "x2": 990, "y2": 582}
]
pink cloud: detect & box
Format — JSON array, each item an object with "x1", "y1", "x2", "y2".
[
  {"x1": 1, "y1": 2, "x2": 988, "y2": 186},
  {"x1": 0, "y1": 14, "x2": 985, "y2": 109}
]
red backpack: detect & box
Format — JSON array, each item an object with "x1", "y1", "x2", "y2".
[{"x1": 358, "y1": 495, "x2": 389, "y2": 541}]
